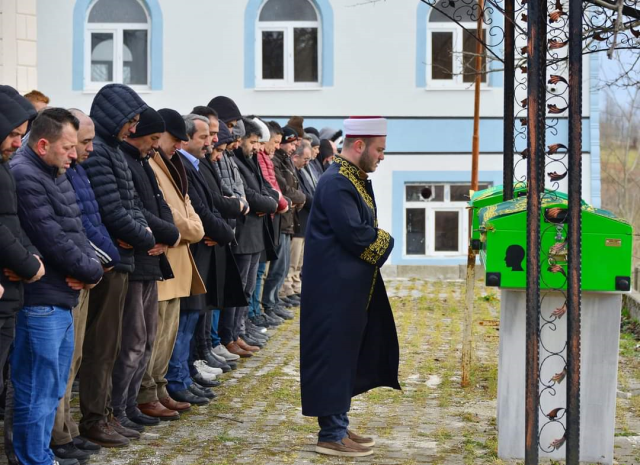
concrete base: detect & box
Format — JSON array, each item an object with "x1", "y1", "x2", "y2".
[{"x1": 497, "y1": 290, "x2": 622, "y2": 464}]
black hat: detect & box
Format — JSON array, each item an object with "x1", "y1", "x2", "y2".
[
  {"x1": 207, "y1": 96, "x2": 242, "y2": 124},
  {"x1": 305, "y1": 126, "x2": 320, "y2": 138},
  {"x1": 282, "y1": 126, "x2": 298, "y2": 144},
  {"x1": 158, "y1": 108, "x2": 188, "y2": 141},
  {"x1": 129, "y1": 107, "x2": 165, "y2": 138}
]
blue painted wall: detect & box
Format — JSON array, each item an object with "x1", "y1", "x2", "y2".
[
  {"x1": 244, "y1": 0, "x2": 334, "y2": 88},
  {"x1": 72, "y1": 0, "x2": 163, "y2": 91}
]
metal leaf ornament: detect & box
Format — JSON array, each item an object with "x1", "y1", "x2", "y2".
[
  {"x1": 547, "y1": 407, "x2": 565, "y2": 420},
  {"x1": 631, "y1": 28, "x2": 640, "y2": 38},
  {"x1": 551, "y1": 368, "x2": 567, "y2": 384},
  {"x1": 520, "y1": 148, "x2": 529, "y2": 159},
  {"x1": 548, "y1": 75, "x2": 568, "y2": 85},
  {"x1": 550, "y1": 435, "x2": 567, "y2": 450},
  {"x1": 521, "y1": 98, "x2": 528, "y2": 108},
  {"x1": 548, "y1": 104, "x2": 568, "y2": 114},
  {"x1": 548, "y1": 39, "x2": 569, "y2": 49},
  {"x1": 521, "y1": 13, "x2": 528, "y2": 21},
  {"x1": 549, "y1": 241, "x2": 568, "y2": 256},
  {"x1": 520, "y1": 117, "x2": 527, "y2": 126},
  {"x1": 521, "y1": 45, "x2": 529, "y2": 55},
  {"x1": 551, "y1": 301, "x2": 567, "y2": 319},
  {"x1": 547, "y1": 143, "x2": 568, "y2": 154},
  {"x1": 594, "y1": 32, "x2": 608, "y2": 41},
  {"x1": 520, "y1": 65, "x2": 528, "y2": 74},
  {"x1": 548, "y1": 264, "x2": 567, "y2": 277},
  {"x1": 548, "y1": 170, "x2": 568, "y2": 181},
  {"x1": 549, "y1": 9, "x2": 565, "y2": 22}
]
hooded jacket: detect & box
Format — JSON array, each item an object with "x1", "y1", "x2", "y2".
[
  {"x1": 83, "y1": 84, "x2": 155, "y2": 273},
  {"x1": 0, "y1": 86, "x2": 41, "y2": 316},
  {"x1": 11, "y1": 146, "x2": 103, "y2": 309}
]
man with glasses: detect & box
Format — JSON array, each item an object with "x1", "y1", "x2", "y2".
[{"x1": 80, "y1": 84, "x2": 155, "y2": 448}]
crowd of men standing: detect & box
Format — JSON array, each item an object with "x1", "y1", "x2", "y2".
[{"x1": 0, "y1": 83, "x2": 341, "y2": 465}]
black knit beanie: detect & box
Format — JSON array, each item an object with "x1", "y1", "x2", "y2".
[{"x1": 129, "y1": 107, "x2": 165, "y2": 138}]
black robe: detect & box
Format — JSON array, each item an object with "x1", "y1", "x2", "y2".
[{"x1": 300, "y1": 156, "x2": 400, "y2": 417}]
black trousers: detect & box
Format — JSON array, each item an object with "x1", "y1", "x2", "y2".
[{"x1": 219, "y1": 253, "x2": 260, "y2": 345}]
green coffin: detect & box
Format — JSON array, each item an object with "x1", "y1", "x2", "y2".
[{"x1": 478, "y1": 195, "x2": 633, "y2": 292}]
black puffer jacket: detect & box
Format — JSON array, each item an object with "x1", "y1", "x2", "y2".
[
  {"x1": 11, "y1": 146, "x2": 103, "y2": 309},
  {"x1": 83, "y1": 84, "x2": 155, "y2": 273},
  {"x1": 121, "y1": 141, "x2": 180, "y2": 281},
  {"x1": 0, "y1": 86, "x2": 40, "y2": 317}
]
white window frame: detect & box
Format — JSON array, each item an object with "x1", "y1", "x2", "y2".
[
  {"x1": 256, "y1": 2, "x2": 322, "y2": 89},
  {"x1": 404, "y1": 183, "x2": 492, "y2": 258},
  {"x1": 427, "y1": 21, "x2": 488, "y2": 89},
  {"x1": 84, "y1": 1, "x2": 150, "y2": 91}
]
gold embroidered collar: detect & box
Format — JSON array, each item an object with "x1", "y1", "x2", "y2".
[{"x1": 334, "y1": 156, "x2": 375, "y2": 212}]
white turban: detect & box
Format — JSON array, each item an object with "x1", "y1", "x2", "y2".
[{"x1": 343, "y1": 116, "x2": 388, "y2": 138}]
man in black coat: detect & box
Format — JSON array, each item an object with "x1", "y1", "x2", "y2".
[
  {"x1": 114, "y1": 107, "x2": 180, "y2": 431},
  {"x1": 0, "y1": 86, "x2": 44, "y2": 401},
  {"x1": 10, "y1": 108, "x2": 104, "y2": 465},
  {"x1": 80, "y1": 84, "x2": 155, "y2": 447},
  {"x1": 167, "y1": 114, "x2": 235, "y2": 405}
]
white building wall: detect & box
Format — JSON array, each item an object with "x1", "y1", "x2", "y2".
[{"x1": 2, "y1": 0, "x2": 38, "y2": 93}]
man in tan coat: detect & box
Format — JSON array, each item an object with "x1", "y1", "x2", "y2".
[{"x1": 137, "y1": 108, "x2": 206, "y2": 418}]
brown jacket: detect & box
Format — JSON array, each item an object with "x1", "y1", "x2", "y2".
[{"x1": 150, "y1": 151, "x2": 206, "y2": 301}]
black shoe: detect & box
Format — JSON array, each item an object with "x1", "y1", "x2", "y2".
[
  {"x1": 227, "y1": 360, "x2": 238, "y2": 370},
  {"x1": 128, "y1": 411, "x2": 161, "y2": 426},
  {"x1": 264, "y1": 310, "x2": 283, "y2": 326},
  {"x1": 251, "y1": 314, "x2": 271, "y2": 328},
  {"x1": 190, "y1": 382, "x2": 216, "y2": 399},
  {"x1": 72, "y1": 436, "x2": 101, "y2": 453},
  {"x1": 241, "y1": 333, "x2": 265, "y2": 348},
  {"x1": 51, "y1": 442, "x2": 92, "y2": 461},
  {"x1": 192, "y1": 372, "x2": 221, "y2": 388},
  {"x1": 169, "y1": 389, "x2": 209, "y2": 406},
  {"x1": 115, "y1": 413, "x2": 145, "y2": 433},
  {"x1": 273, "y1": 306, "x2": 294, "y2": 320},
  {"x1": 246, "y1": 318, "x2": 269, "y2": 336},
  {"x1": 247, "y1": 328, "x2": 268, "y2": 342},
  {"x1": 54, "y1": 458, "x2": 80, "y2": 465},
  {"x1": 201, "y1": 351, "x2": 231, "y2": 372}
]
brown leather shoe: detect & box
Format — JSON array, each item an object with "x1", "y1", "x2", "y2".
[
  {"x1": 138, "y1": 401, "x2": 180, "y2": 421},
  {"x1": 159, "y1": 396, "x2": 191, "y2": 412},
  {"x1": 79, "y1": 419, "x2": 129, "y2": 448},
  {"x1": 236, "y1": 337, "x2": 260, "y2": 352},
  {"x1": 347, "y1": 429, "x2": 375, "y2": 447},
  {"x1": 225, "y1": 341, "x2": 252, "y2": 358},
  {"x1": 108, "y1": 416, "x2": 141, "y2": 439},
  {"x1": 316, "y1": 437, "x2": 373, "y2": 457}
]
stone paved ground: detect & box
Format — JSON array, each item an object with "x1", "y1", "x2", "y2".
[{"x1": 1, "y1": 277, "x2": 639, "y2": 464}]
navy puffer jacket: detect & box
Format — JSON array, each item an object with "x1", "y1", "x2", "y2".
[
  {"x1": 0, "y1": 85, "x2": 40, "y2": 316},
  {"x1": 11, "y1": 146, "x2": 103, "y2": 310},
  {"x1": 66, "y1": 162, "x2": 120, "y2": 268},
  {"x1": 83, "y1": 84, "x2": 155, "y2": 273}
]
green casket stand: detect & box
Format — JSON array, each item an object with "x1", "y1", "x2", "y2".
[{"x1": 476, "y1": 196, "x2": 633, "y2": 464}]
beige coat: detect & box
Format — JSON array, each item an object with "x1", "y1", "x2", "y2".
[{"x1": 150, "y1": 152, "x2": 206, "y2": 301}]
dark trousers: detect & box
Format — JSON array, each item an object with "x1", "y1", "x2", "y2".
[
  {"x1": 166, "y1": 310, "x2": 199, "y2": 393},
  {"x1": 193, "y1": 310, "x2": 212, "y2": 357},
  {"x1": 0, "y1": 316, "x2": 16, "y2": 395},
  {"x1": 318, "y1": 413, "x2": 349, "y2": 443},
  {"x1": 262, "y1": 233, "x2": 291, "y2": 310},
  {"x1": 111, "y1": 280, "x2": 158, "y2": 417},
  {"x1": 79, "y1": 271, "x2": 129, "y2": 430},
  {"x1": 210, "y1": 309, "x2": 221, "y2": 347},
  {"x1": 219, "y1": 253, "x2": 260, "y2": 345},
  {"x1": 249, "y1": 261, "x2": 267, "y2": 318}
]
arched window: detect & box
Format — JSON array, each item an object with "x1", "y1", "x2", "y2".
[
  {"x1": 427, "y1": 0, "x2": 487, "y2": 88},
  {"x1": 85, "y1": 0, "x2": 150, "y2": 89},
  {"x1": 256, "y1": 0, "x2": 320, "y2": 87}
]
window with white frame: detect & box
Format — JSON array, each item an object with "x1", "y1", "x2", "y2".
[
  {"x1": 85, "y1": 0, "x2": 150, "y2": 89},
  {"x1": 404, "y1": 182, "x2": 491, "y2": 256},
  {"x1": 257, "y1": 0, "x2": 320, "y2": 88},
  {"x1": 428, "y1": 0, "x2": 487, "y2": 88}
]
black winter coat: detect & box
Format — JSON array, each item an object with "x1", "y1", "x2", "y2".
[
  {"x1": 200, "y1": 157, "x2": 244, "y2": 228},
  {"x1": 11, "y1": 146, "x2": 103, "y2": 310},
  {"x1": 178, "y1": 152, "x2": 236, "y2": 312},
  {"x1": 0, "y1": 85, "x2": 40, "y2": 317},
  {"x1": 272, "y1": 150, "x2": 306, "y2": 235},
  {"x1": 121, "y1": 142, "x2": 179, "y2": 281},
  {"x1": 84, "y1": 84, "x2": 155, "y2": 273},
  {"x1": 232, "y1": 150, "x2": 279, "y2": 255},
  {"x1": 295, "y1": 167, "x2": 315, "y2": 238}
]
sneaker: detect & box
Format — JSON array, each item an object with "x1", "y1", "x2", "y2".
[
  {"x1": 273, "y1": 306, "x2": 294, "y2": 320},
  {"x1": 246, "y1": 318, "x2": 269, "y2": 335},
  {"x1": 264, "y1": 309, "x2": 284, "y2": 324},
  {"x1": 212, "y1": 343, "x2": 241, "y2": 361},
  {"x1": 194, "y1": 360, "x2": 223, "y2": 376},
  {"x1": 193, "y1": 367, "x2": 218, "y2": 382},
  {"x1": 315, "y1": 437, "x2": 373, "y2": 457},
  {"x1": 53, "y1": 459, "x2": 79, "y2": 465}
]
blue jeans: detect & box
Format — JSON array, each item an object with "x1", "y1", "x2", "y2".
[
  {"x1": 318, "y1": 413, "x2": 349, "y2": 443},
  {"x1": 210, "y1": 309, "x2": 221, "y2": 347},
  {"x1": 11, "y1": 305, "x2": 74, "y2": 465},
  {"x1": 262, "y1": 233, "x2": 291, "y2": 310},
  {"x1": 166, "y1": 310, "x2": 199, "y2": 393},
  {"x1": 249, "y1": 262, "x2": 267, "y2": 318}
]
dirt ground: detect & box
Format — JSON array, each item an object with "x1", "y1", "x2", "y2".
[{"x1": 1, "y1": 277, "x2": 639, "y2": 465}]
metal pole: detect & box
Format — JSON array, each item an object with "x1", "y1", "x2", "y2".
[
  {"x1": 503, "y1": 0, "x2": 516, "y2": 201},
  {"x1": 525, "y1": 0, "x2": 546, "y2": 460},
  {"x1": 566, "y1": 0, "x2": 583, "y2": 459},
  {"x1": 462, "y1": 0, "x2": 484, "y2": 388}
]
